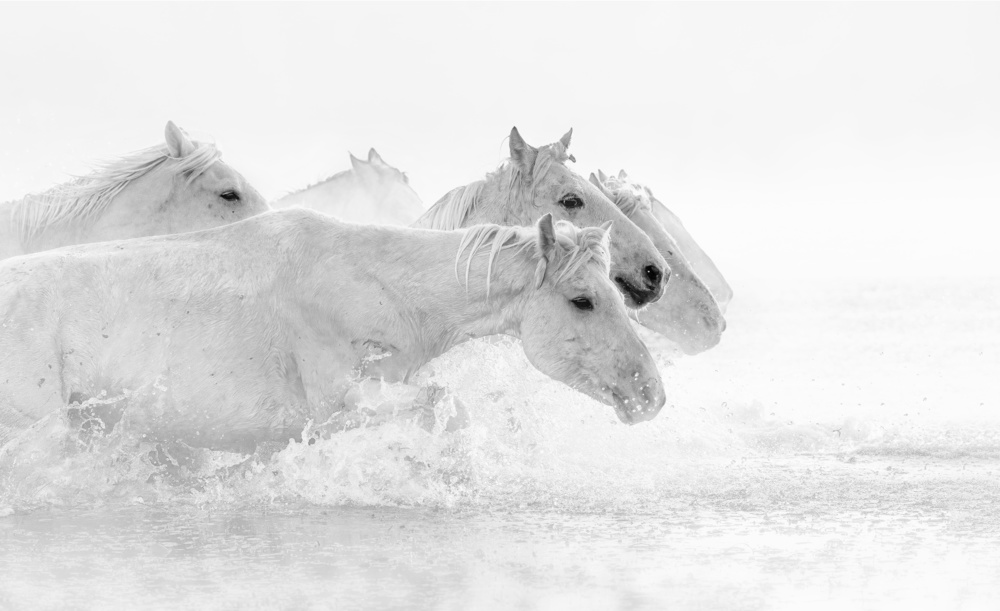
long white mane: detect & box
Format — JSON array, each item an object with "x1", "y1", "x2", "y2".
[
  {"x1": 456, "y1": 220, "x2": 610, "y2": 298},
  {"x1": 8, "y1": 141, "x2": 221, "y2": 244},
  {"x1": 421, "y1": 141, "x2": 574, "y2": 230}
]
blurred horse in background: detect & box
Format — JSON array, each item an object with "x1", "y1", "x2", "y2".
[
  {"x1": 591, "y1": 170, "x2": 727, "y2": 354},
  {"x1": 595, "y1": 170, "x2": 733, "y2": 313},
  {"x1": 273, "y1": 148, "x2": 424, "y2": 226}
]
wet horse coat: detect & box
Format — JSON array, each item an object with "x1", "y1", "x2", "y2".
[{"x1": 0, "y1": 210, "x2": 664, "y2": 451}]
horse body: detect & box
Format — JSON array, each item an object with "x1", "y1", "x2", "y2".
[
  {"x1": 0, "y1": 209, "x2": 664, "y2": 451},
  {"x1": 413, "y1": 128, "x2": 667, "y2": 309},
  {"x1": 274, "y1": 148, "x2": 424, "y2": 226},
  {"x1": 591, "y1": 171, "x2": 727, "y2": 354},
  {"x1": 0, "y1": 121, "x2": 268, "y2": 260}
]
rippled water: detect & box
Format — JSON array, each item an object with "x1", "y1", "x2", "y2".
[{"x1": 1, "y1": 277, "x2": 998, "y2": 609}]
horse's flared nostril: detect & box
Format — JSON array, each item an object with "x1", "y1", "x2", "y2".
[{"x1": 644, "y1": 264, "x2": 665, "y2": 288}]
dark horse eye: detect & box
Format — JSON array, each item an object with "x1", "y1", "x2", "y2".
[
  {"x1": 559, "y1": 194, "x2": 584, "y2": 209},
  {"x1": 570, "y1": 297, "x2": 594, "y2": 311},
  {"x1": 220, "y1": 190, "x2": 241, "y2": 202}
]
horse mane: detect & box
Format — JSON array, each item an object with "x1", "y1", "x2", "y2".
[
  {"x1": 455, "y1": 220, "x2": 610, "y2": 299},
  {"x1": 420, "y1": 140, "x2": 574, "y2": 230},
  {"x1": 282, "y1": 169, "x2": 354, "y2": 199},
  {"x1": 9, "y1": 141, "x2": 221, "y2": 245},
  {"x1": 599, "y1": 173, "x2": 652, "y2": 217},
  {"x1": 281, "y1": 155, "x2": 411, "y2": 200}
]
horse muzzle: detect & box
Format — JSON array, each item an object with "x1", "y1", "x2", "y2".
[
  {"x1": 615, "y1": 263, "x2": 668, "y2": 308},
  {"x1": 610, "y1": 378, "x2": 666, "y2": 425}
]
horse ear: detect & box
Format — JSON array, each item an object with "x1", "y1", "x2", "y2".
[
  {"x1": 597, "y1": 169, "x2": 608, "y2": 183},
  {"x1": 533, "y1": 214, "x2": 556, "y2": 289},
  {"x1": 368, "y1": 148, "x2": 386, "y2": 166},
  {"x1": 590, "y1": 172, "x2": 612, "y2": 198},
  {"x1": 618, "y1": 169, "x2": 628, "y2": 180},
  {"x1": 350, "y1": 153, "x2": 377, "y2": 182},
  {"x1": 559, "y1": 128, "x2": 573, "y2": 150},
  {"x1": 598, "y1": 221, "x2": 613, "y2": 252},
  {"x1": 537, "y1": 213, "x2": 556, "y2": 254},
  {"x1": 164, "y1": 121, "x2": 195, "y2": 158},
  {"x1": 509, "y1": 127, "x2": 537, "y2": 173}
]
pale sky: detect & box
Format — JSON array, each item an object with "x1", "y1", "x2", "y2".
[{"x1": 1, "y1": 2, "x2": 998, "y2": 284}]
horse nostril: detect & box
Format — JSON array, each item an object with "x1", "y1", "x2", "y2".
[{"x1": 644, "y1": 265, "x2": 664, "y2": 287}]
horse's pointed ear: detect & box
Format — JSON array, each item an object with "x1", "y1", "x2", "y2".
[
  {"x1": 598, "y1": 221, "x2": 613, "y2": 252},
  {"x1": 509, "y1": 126, "x2": 537, "y2": 173},
  {"x1": 590, "y1": 173, "x2": 612, "y2": 198},
  {"x1": 164, "y1": 121, "x2": 195, "y2": 158},
  {"x1": 597, "y1": 169, "x2": 608, "y2": 183},
  {"x1": 368, "y1": 148, "x2": 386, "y2": 166},
  {"x1": 533, "y1": 213, "x2": 556, "y2": 289},
  {"x1": 559, "y1": 128, "x2": 573, "y2": 150},
  {"x1": 349, "y1": 152, "x2": 365, "y2": 171},
  {"x1": 537, "y1": 213, "x2": 556, "y2": 258},
  {"x1": 618, "y1": 169, "x2": 628, "y2": 180}
]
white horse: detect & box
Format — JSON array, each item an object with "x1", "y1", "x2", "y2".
[
  {"x1": 0, "y1": 209, "x2": 665, "y2": 452},
  {"x1": 0, "y1": 121, "x2": 268, "y2": 260},
  {"x1": 413, "y1": 128, "x2": 668, "y2": 309},
  {"x1": 590, "y1": 171, "x2": 727, "y2": 354},
  {"x1": 273, "y1": 148, "x2": 424, "y2": 226},
  {"x1": 595, "y1": 170, "x2": 733, "y2": 314}
]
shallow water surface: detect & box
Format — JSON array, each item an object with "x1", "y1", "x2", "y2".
[
  {"x1": 2, "y1": 278, "x2": 999, "y2": 609},
  {"x1": 3, "y1": 453, "x2": 1000, "y2": 610}
]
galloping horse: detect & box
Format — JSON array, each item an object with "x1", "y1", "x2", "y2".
[
  {"x1": 414, "y1": 128, "x2": 667, "y2": 309},
  {"x1": 590, "y1": 171, "x2": 728, "y2": 354},
  {"x1": 0, "y1": 121, "x2": 268, "y2": 259},
  {"x1": 274, "y1": 148, "x2": 424, "y2": 226},
  {"x1": 0, "y1": 210, "x2": 665, "y2": 452}
]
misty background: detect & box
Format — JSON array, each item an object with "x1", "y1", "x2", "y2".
[{"x1": 1, "y1": 2, "x2": 997, "y2": 287}]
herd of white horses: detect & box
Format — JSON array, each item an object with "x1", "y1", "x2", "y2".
[{"x1": 0, "y1": 121, "x2": 731, "y2": 455}]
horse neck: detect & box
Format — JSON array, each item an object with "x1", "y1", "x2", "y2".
[
  {"x1": 417, "y1": 168, "x2": 534, "y2": 230},
  {"x1": 6, "y1": 165, "x2": 173, "y2": 255},
  {"x1": 463, "y1": 182, "x2": 531, "y2": 227},
  {"x1": 314, "y1": 225, "x2": 532, "y2": 360}
]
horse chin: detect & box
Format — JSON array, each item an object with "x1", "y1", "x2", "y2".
[
  {"x1": 614, "y1": 277, "x2": 659, "y2": 309},
  {"x1": 607, "y1": 389, "x2": 663, "y2": 425},
  {"x1": 611, "y1": 392, "x2": 637, "y2": 424}
]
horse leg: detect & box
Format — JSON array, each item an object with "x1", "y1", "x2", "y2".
[{"x1": 309, "y1": 380, "x2": 469, "y2": 440}]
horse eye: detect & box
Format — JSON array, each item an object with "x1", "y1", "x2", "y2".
[
  {"x1": 559, "y1": 195, "x2": 584, "y2": 209},
  {"x1": 570, "y1": 297, "x2": 594, "y2": 311},
  {"x1": 220, "y1": 190, "x2": 241, "y2": 202}
]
